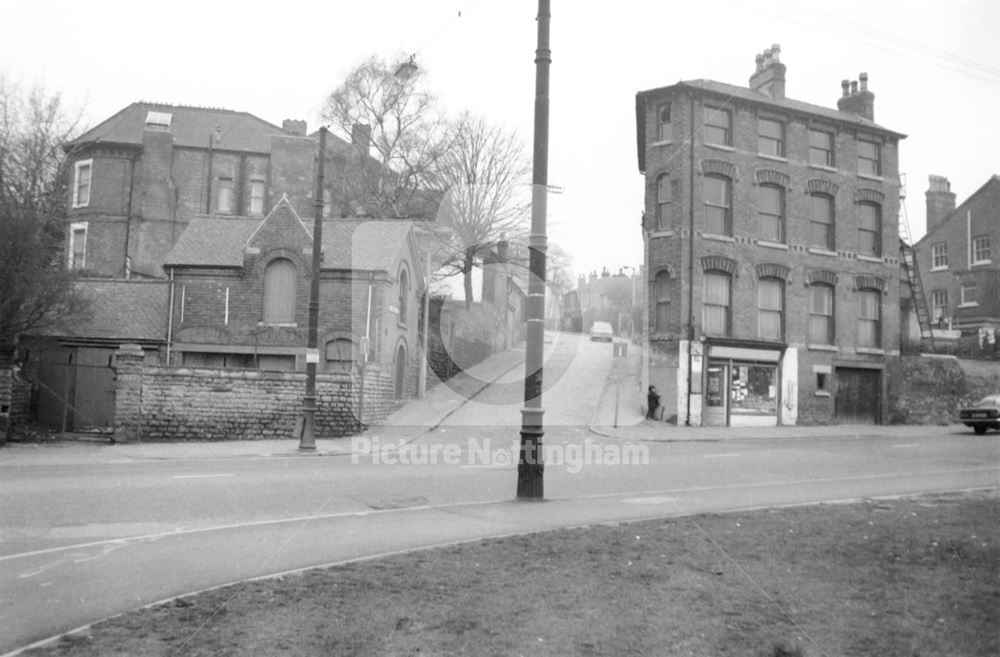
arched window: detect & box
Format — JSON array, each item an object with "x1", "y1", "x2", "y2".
[
  {"x1": 809, "y1": 193, "x2": 835, "y2": 251},
  {"x1": 758, "y1": 184, "x2": 784, "y2": 243},
  {"x1": 858, "y1": 202, "x2": 882, "y2": 257},
  {"x1": 325, "y1": 338, "x2": 357, "y2": 373},
  {"x1": 757, "y1": 278, "x2": 784, "y2": 340},
  {"x1": 655, "y1": 175, "x2": 671, "y2": 232},
  {"x1": 397, "y1": 266, "x2": 409, "y2": 325},
  {"x1": 702, "y1": 271, "x2": 731, "y2": 336},
  {"x1": 858, "y1": 289, "x2": 881, "y2": 347},
  {"x1": 263, "y1": 258, "x2": 296, "y2": 324},
  {"x1": 654, "y1": 270, "x2": 671, "y2": 334},
  {"x1": 704, "y1": 175, "x2": 732, "y2": 236}
]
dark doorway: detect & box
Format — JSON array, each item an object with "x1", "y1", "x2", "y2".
[
  {"x1": 835, "y1": 367, "x2": 881, "y2": 424},
  {"x1": 394, "y1": 344, "x2": 407, "y2": 400}
]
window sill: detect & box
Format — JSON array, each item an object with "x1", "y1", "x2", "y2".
[
  {"x1": 71, "y1": 203, "x2": 90, "y2": 210},
  {"x1": 702, "y1": 232, "x2": 735, "y2": 243},
  {"x1": 757, "y1": 240, "x2": 789, "y2": 250},
  {"x1": 397, "y1": 321, "x2": 409, "y2": 330},
  {"x1": 972, "y1": 260, "x2": 992, "y2": 267},
  {"x1": 858, "y1": 172, "x2": 883, "y2": 182},
  {"x1": 650, "y1": 139, "x2": 673, "y2": 147},
  {"x1": 808, "y1": 163, "x2": 837, "y2": 173},
  {"x1": 808, "y1": 248, "x2": 838, "y2": 257},
  {"x1": 808, "y1": 343, "x2": 838, "y2": 352},
  {"x1": 856, "y1": 347, "x2": 886, "y2": 355},
  {"x1": 649, "y1": 230, "x2": 675, "y2": 238},
  {"x1": 857, "y1": 254, "x2": 884, "y2": 263},
  {"x1": 757, "y1": 153, "x2": 787, "y2": 163},
  {"x1": 814, "y1": 390, "x2": 831, "y2": 398},
  {"x1": 958, "y1": 302, "x2": 980, "y2": 308},
  {"x1": 704, "y1": 143, "x2": 735, "y2": 152},
  {"x1": 264, "y1": 322, "x2": 297, "y2": 328},
  {"x1": 930, "y1": 266, "x2": 949, "y2": 273}
]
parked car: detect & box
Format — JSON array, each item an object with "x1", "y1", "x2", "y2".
[
  {"x1": 959, "y1": 394, "x2": 1000, "y2": 434},
  {"x1": 589, "y1": 321, "x2": 614, "y2": 342}
]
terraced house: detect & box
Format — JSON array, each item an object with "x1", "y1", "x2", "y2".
[{"x1": 636, "y1": 46, "x2": 905, "y2": 427}]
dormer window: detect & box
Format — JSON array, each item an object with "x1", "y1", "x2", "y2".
[{"x1": 145, "y1": 111, "x2": 173, "y2": 128}]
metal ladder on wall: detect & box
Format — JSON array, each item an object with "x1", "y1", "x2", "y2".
[{"x1": 898, "y1": 174, "x2": 935, "y2": 350}]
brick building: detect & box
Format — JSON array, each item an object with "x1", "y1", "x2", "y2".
[
  {"x1": 164, "y1": 198, "x2": 425, "y2": 400},
  {"x1": 635, "y1": 45, "x2": 905, "y2": 426},
  {"x1": 63, "y1": 102, "x2": 376, "y2": 279},
  {"x1": 913, "y1": 175, "x2": 1000, "y2": 335}
]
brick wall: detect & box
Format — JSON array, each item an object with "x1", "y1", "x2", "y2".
[{"x1": 113, "y1": 343, "x2": 395, "y2": 441}]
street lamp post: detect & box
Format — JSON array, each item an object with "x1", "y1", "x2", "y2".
[
  {"x1": 299, "y1": 126, "x2": 327, "y2": 451},
  {"x1": 517, "y1": 0, "x2": 551, "y2": 500}
]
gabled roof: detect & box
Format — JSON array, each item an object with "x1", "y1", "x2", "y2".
[
  {"x1": 915, "y1": 175, "x2": 1000, "y2": 247},
  {"x1": 30, "y1": 280, "x2": 169, "y2": 342},
  {"x1": 67, "y1": 102, "x2": 294, "y2": 153},
  {"x1": 635, "y1": 79, "x2": 906, "y2": 172},
  {"x1": 165, "y1": 200, "x2": 418, "y2": 273}
]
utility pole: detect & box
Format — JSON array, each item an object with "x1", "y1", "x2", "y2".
[
  {"x1": 517, "y1": 0, "x2": 550, "y2": 500},
  {"x1": 299, "y1": 126, "x2": 327, "y2": 451}
]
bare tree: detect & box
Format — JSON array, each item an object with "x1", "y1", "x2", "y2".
[
  {"x1": 321, "y1": 55, "x2": 451, "y2": 219},
  {"x1": 0, "y1": 78, "x2": 87, "y2": 350},
  {"x1": 432, "y1": 114, "x2": 531, "y2": 308}
]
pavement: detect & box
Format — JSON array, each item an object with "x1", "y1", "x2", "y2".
[{"x1": 1, "y1": 334, "x2": 956, "y2": 465}]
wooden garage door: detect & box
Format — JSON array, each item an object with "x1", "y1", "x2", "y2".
[{"x1": 835, "y1": 367, "x2": 881, "y2": 425}]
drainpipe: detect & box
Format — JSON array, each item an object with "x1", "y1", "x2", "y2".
[
  {"x1": 359, "y1": 273, "x2": 374, "y2": 425},
  {"x1": 685, "y1": 95, "x2": 696, "y2": 426},
  {"x1": 166, "y1": 269, "x2": 175, "y2": 364},
  {"x1": 123, "y1": 151, "x2": 139, "y2": 278}
]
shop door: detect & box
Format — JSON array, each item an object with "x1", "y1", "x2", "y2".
[
  {"x1": 835, "y1": 368, "x2": 881, "y2": 424},
  {"x1": 704, "y1": 364, "x2": 728, "y2": 426}
]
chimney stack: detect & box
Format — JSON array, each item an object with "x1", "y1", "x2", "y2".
[
  {"x1": 749, "y1": 44, "x2": 786, "y2": 100},
  {"x1": 925, "y1": 175, "x2": 956, "y2": 233},
  {"x1": 282, "y1": 119, "x2": 307, "y2": 136},
  {"x1": 837, "y1": 72, "x2": 875, "y2": 121}
]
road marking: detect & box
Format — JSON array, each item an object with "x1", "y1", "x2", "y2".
[
  {"x1": 622, "y1": 496, "x2": 681, "y2": 505},
  {"x1": 704, "y1": 453, "x2": 742, "y2": 458},
  {"x1": 173, "y1": 473, "x2": 235, "y2": 479},
  {"x1": 2, "y1": 466, "x2": 996, "y2": 565},
  {"x1": 891, "y1": 444, "x2": 919, "y2": 448}
]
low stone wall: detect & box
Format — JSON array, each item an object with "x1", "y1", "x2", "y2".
[{"x1": 113, "y1": 344, "x2": 397, "y2": 442}]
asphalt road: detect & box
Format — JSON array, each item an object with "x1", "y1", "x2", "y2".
[{"x1": 1, "y1": 336, "x2": 998, "y2": 654}]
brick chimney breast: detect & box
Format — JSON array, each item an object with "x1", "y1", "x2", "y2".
[
  {"x1": 749, "y1": 44, "x2": 786, "y2": 100},
  {"x1": 925, "y1": 175, "x2": 956, "y2": 233}
]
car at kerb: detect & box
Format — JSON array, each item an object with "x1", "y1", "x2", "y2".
[
  {"x1": 589, "y1": 321, "x2": 614, "y2": 342},
  {"x1": 959, "y1": 394, "x2": 1000, "y2": 434}
]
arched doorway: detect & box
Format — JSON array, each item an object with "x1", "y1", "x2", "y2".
[{"x1": 394, "y1": 343, "x2": 407, "y2": 399}]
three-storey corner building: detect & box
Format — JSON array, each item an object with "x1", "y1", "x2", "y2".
[{"x1": 635, "y1": 46, "x2": 906, "y2": 427}]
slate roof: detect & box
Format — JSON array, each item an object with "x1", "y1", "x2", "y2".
[
  {"x1": 635, "y1": 79, "x2": 906, "y2": 172},
  {"x1": 32, "y1": 280, "x2": 170, "y2": 341},
  {"x1": 68, "y1": 102, "x2": 295, "y2": 153},
  {"x1": 164, "y1": 212, "x2": 416, "y2": 273}
]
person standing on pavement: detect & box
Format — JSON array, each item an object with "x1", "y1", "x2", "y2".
[{"x1": 646, "y1": 385, "x2": 660, "y2": 420}]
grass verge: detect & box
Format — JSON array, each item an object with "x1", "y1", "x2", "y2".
[{"x1": 24, "y1": 491, "x2": 999, "y2": 657}]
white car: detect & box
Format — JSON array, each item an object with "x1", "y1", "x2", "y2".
[{"x1": 589, "y1": 321, "x2": 614, "y2": 342}]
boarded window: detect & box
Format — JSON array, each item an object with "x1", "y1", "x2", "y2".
[{"x1": 263, "y1": 258, "x2": 296, "y2": 323}]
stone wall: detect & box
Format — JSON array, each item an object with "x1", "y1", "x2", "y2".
[
  {"x1": 887, "y1": 355, "x2": 1000, "y2": 425},
  {"x1": 113, "y1": 343, "x2": 395, "y2": 442}
]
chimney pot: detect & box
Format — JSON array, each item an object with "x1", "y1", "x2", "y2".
[
  {"x1": 850, "y1": 80, "x2": 859, "y2": 95},
  {"x1": 925, "y1": 175, "x2": 956, "y2": 232},
  {"x1": 282, "y1": 119, "x2": 307, "y2": 136},
  {"x1": 859, "y1": 72, "x2": 868, "y2": 91},
  {"x1": 841, "y1": 80, "x2": 850, "y2": 97}
]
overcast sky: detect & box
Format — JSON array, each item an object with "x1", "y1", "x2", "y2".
[{"x1": 3, "y1": 0, "x2": 997, "y2": 281}]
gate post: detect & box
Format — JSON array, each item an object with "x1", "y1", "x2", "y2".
[{"x1": 113, "y1": 344, "x2": 145, "y2": 443}]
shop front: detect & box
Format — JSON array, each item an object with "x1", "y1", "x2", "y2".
[{"x1": 703, "y1": 343, "x2": 784, "y2": 427}]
